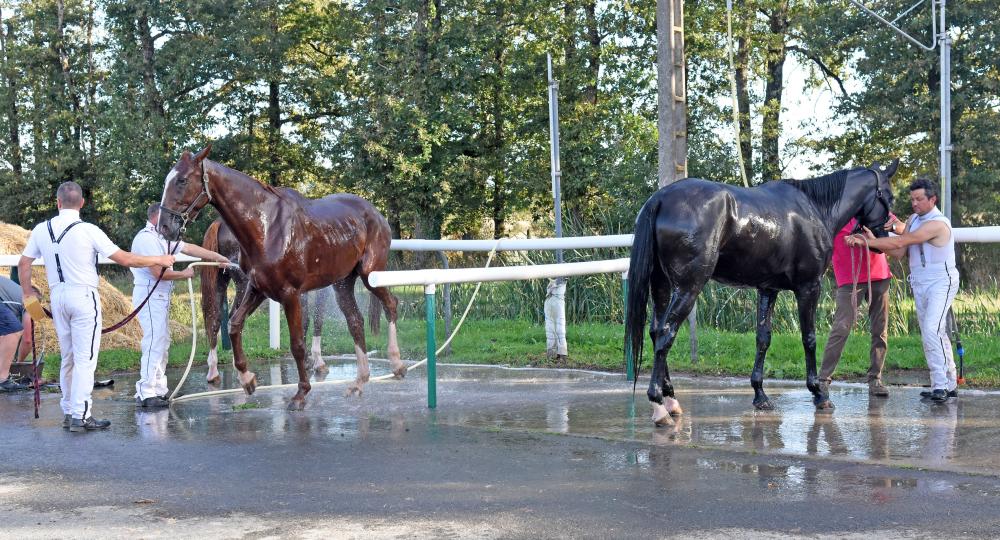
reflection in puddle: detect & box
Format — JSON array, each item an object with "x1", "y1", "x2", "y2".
[{"x1": 81, "y1": 361, "x2": 1000, "y2": 476}]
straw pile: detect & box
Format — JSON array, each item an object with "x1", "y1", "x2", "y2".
[{"x1": 2, "y1": 221, "x2": 191, "y2": 353}]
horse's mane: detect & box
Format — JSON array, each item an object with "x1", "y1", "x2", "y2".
[
  {"x1": 212, "y1": 159, "x2": 302, "y2": 201},
  {"x1": 780, "y1": 169, "x2": 853, "y2": 214}
]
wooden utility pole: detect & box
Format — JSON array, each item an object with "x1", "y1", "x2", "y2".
[{"x1": 656, "y1": 0, "x2": 697, "y2": 362}]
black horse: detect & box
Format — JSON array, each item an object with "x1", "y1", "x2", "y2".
[{"x1": 626, "y1": 161, "x2": 897, "y2": 426}]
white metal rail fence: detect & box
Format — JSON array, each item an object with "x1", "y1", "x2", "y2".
[{"x1": 3, "y1": 227, "x2": 1000, "y2": 407}]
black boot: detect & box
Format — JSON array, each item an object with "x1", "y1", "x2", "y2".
[{"x1": 69, "y1": 417, "x2": 111, "y2": 432}]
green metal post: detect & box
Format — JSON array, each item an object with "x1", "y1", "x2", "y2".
[
  {"x1": 425, "y1": 284, "x2": 437, "y2": 409},
  {"x1": 623, "y1": 272, "x2": 634, "y2": 381}
]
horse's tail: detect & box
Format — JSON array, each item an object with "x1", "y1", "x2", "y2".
[
  {"x1": 625, "y1": 196, "x2": 661, "y2": 386},
  {"x1": 368, "y1": 291, "x2": 382, "y2": 335},
  {"x1": 200, "y1": 220, "x2": 223, "y2": 346}
]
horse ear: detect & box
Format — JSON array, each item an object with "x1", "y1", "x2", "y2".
[
  {"x1": 884, "y1": 158, "x2": 900, "y2": 178},
  {"x1": 193, "y1": 144, "x2": 212, "y2": 163}
]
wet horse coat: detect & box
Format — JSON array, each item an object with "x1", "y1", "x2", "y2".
[
  {"x1": 159, "y1": 146, "x2": 403, "y2": 408},
  {"x1": 199, "y1": 219, "x2": 340, "y2": 385},
  {"x1": 625, "y1": 162, "x2": 897, "y2": 425}
]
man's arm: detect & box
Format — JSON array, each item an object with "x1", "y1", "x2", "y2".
[
  {"x1": 849, "y1": 222, "x2": 948, "y2": 253},
  {"x1": 17, "y1": 256, "x2": 36, "y2": 300},
  {"x1": 108, "y1": 249, "x2": 176, "y2": 269},
  {"x1": 181, "y1": 243, "x2": 230, "y2": 264}
]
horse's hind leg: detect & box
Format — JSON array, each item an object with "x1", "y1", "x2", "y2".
[
  {"x1": 202, "y1": 271, "x2": 226, "y2": 385},
  {"x1": 281, "y1": 293, "x2": 311, "y2": 410},
  {"x1": 310, "y1": 288, "x2": 329, "y2": 372},
  {"x1": 794, "y1": 282, "x2": 824, "y2": 407},
  {"x1": 648, "y1": 272, "x2": 701, "y2": 426},
  {"x1": 361, "y1": 276, "x2": 404, "y2": 379},
  {"x1": 335, "y1": 275, "x2": 371, "y2": 396},
  {"x1": 751, "y1": 289, "x2": 779, "y2": 410},
  {"x1": 229, "y1": 287, "x2": 265, "y2": 395}
]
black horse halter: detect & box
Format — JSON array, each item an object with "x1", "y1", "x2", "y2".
[
  {"x1": 851, "y1": 167, "x2": 893, "y2": 237},
  {"x1": 159, "y1": 161, "x2": 212, "y2": 238}
]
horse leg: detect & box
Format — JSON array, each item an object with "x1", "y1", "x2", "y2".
[
  {"x1": 794, "y1": 282, "x2": 823, "y2": 405},
  {"x1": 282, "y1": 293, "x2": 311, "y2": 410},
  {"x1": 310, "y1": 288, "x2": 329, "y2": 372},
  {"x1": 205, "y1": 271, "x2": 230, "y2": 385},
  {"x1": 332, "y1": 275, "x2": 369, "y2": 396},
  {"x1": 229, "y1": 287, "x2": 265, "y2": 395},
  {"x1": 751, "y1": 289, "x2": 779, "y2": 410},
  {"x1": 647, "y1": 276, "x2": 699, "y2": 427},
  {"x1": 362, "y1": 277, "x2": 404, "y2": 379}
]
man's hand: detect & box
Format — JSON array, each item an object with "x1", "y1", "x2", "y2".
[
  {"x1": 884, "y1": 215, "x2": 902, "y2": 234},
  {"x1": 213, "y1": 254, "x2": 230, "y2": 264},
  {"x1": 156, "y1": 254, "x2": 176, "y2": 267},
  {"x1": 179, "y1": 267, "x2": 195, "y2": 279}
]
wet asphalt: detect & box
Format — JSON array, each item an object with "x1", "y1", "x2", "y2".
[{"x1": 2, "y1": 358, "x2": 1000, "y2": 539}]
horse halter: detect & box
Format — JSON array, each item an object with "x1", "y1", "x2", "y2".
[
  {"x1": 159, "y1": 161, "x2": 213, "y2": 237},
  {"x1": 866, "y1": 167, "x2": 893, "y2": 223}
]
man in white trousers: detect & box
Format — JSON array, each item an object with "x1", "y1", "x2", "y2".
[
  {"x1": 132, "y1": 203, "x2": 228, "y2": 408},
  {"x1": 847, "y1": 178, "x2": 960, "y2": 403},
  {"x1": 18, "y1": 182, "x2": 177, "y2": 432}
]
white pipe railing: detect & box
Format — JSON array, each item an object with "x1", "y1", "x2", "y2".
[{"x1": 4, "y1": 226, "x2": 1000, "y2": 350}]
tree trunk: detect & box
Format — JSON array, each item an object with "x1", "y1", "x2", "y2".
[
  {"x1": 735, "y1": 0, "x2": 752, "y2": 182},
  {"x1": 584, "y1": 2, "x2": 599, "y2": 105},
  {"x1": 491, "y1": 6, "x2": 506, "y2": 240},
  {"x1": 267, "y1": 80, "x2": 280, "y2": 185},
  {"x1": 1, "y1": 12, "x2": 22, "y2": 179},
  {"x1": 136, "y1": 4, "x2": 166, "y2": 156},
  {"x1": 56, "y1": 0, "x2": 81, "y2": 146},
  {"x1": 760, "y1": 3, "x2": 788, "y2": 182}
]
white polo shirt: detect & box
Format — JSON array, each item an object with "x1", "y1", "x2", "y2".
[
  {"x1": 130, "y1": 222, "x2": 185, "y2": 293},
  {"x1": 22, "y1": 209, "x2": 121, "y2": 289}
]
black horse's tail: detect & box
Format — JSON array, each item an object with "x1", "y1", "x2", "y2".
[{"x1": 625, "y1": 196, "x2": 661, "y2": 386}]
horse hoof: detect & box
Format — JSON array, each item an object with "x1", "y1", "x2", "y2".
[
  {"x1": 392, "y1": 366, "x2": 407, "y2": 380},
  {"x1": 240, "y1": 373, "x2": 257, "y2": 395},
  {"x1": 312, "y1": 363, "x2": 329, "y2": 373},
  {"x1": 753, "y1": 399, "x2": 774, "y2": 411},
  {"x1": 287, "y1": 399, "x2": 306, "y2": 411},
  {"x1": 344, "y1": 384, "x2": 363, "y2": 398},
  {"x1": 206, "y1": 375, "x2": 221, "y2": 385},
  {"x1": 665, "y1": 397, "x2": 684, "y2": 417},
  {"x1": 651, "y1": 403, "x2": 674, "y2": 427},
  {"x1": 815, "y1": 399, "x2": 835, "y2": 410}
]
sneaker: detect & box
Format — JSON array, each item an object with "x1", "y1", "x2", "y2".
[
  {"x1": 62, "y1": 414, "x2": 71, "y2": 429},
  {"x1": 868, "y1": 379, "x2": 890, "y2": 397},
  {"x1": 136, "y1": 396, "x2": 170, "y2": 408},
  {"x1": 69, "y1": 417, "x2": 111, "y2": 432},
  {"x1": 0, "y1": 377, "x2": 30, "y2": 392},
  {"x1": 920, "y1": 389, "x2": 958, "y2": 399},
  {"x1": 929, "y1": 389, "x2": 950, "y2": 403}
]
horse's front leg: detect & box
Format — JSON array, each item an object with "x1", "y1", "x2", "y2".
[
  {"x1": 794, "y1": 282, "x2": 823, "y2": 405},
  {"x1": 229, "y1": 287, "x2": 266, "y2": 395},
  {"x1": 751, "y1": 289, "x2": 779, "y2": 410},
  {"x1": 282, "y1": 293, "x2": 311, "y2": 410}
]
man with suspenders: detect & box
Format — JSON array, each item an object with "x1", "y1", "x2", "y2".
[
  {"x1": 17, "y1": 182, "x2": 177, "y2": 432},
  {"x1": 131, "y1": 202, "x2": 228, "y2": 408},
  {"x1": 847, "y1": 178, "x2": 961, "y2": 403}
]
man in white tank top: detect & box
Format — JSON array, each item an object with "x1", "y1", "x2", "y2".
[{"x1": 846, "y1": 178, "x2": 959, "y2": 403}]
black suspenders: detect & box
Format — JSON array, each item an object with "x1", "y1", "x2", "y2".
[{"x1": 46, "y1": 219, "x2": 87, "y2": 283}]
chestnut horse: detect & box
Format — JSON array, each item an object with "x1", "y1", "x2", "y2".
[
  {"x1": 159, "y1": 146, "x2": 403, "y2": 409},
  {"x1": 626, "y1": 161, "x2": 897, "y2": 426}
]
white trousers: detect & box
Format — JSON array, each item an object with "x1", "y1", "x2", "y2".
[
  {"x1": 133, "y1": 286, "x2": 172, "y2": 400},
  {"x1": 51, "y1": 284, "x2": 102, "y2": 420},
  {"x1": 910, "y1": 267, "x2": 960, "y2": 391}
]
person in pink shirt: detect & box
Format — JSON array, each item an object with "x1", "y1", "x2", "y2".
[{"x1": 816, "y1": 214, "x2": 900, "y2": 409}]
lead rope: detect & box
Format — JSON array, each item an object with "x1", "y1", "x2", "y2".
[{"x1": 171, "y1": 240, "x2": 503, "y2": 403}]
